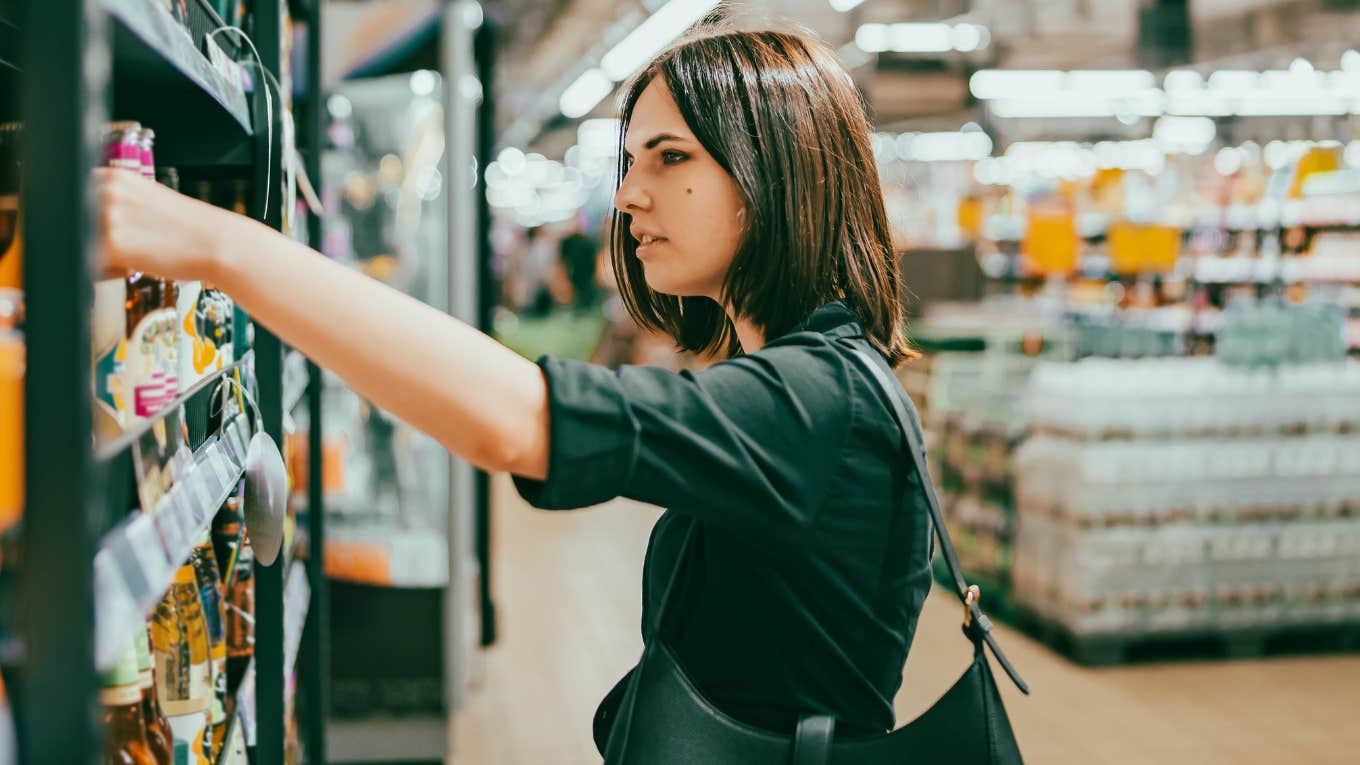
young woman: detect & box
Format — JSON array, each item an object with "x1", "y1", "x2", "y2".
[{"x1": 98, "y1": 27, "x2": 933, "y2": 752}]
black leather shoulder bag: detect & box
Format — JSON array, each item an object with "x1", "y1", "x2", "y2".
[{"x1": 600, "y1": 348, "x2": 1030, "y2": 764}]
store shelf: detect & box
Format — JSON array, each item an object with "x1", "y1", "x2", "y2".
[
  {"x1": 92, "y1": 422, "x2": 247, "y2": 670},
  {"x1": 104, "y1": 0, "x2": 254, "y2": 165},
  {"x1": 283, "y1": 559, "x2": 310, "y2": 681},
  {"x1": 97, "y1": 355, "x2": 252, "y2": 465}
]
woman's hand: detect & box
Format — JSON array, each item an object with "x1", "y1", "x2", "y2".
[{"x1": 95, "y1": 167, "x2": 232, "y2": 283}]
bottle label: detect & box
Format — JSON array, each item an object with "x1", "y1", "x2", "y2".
[
  {"x1": 128, "y1": 307, "x2": 179, "y2": 419},
  {"x1": 93, "y1": 338, "x2": 127, "y2": 421}
]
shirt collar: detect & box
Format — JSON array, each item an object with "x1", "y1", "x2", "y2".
[{"x1": 779, "y1": 300, "x2": 863, "y2": 340}]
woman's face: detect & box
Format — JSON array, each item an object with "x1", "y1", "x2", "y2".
[{"x1": 615, "y1": 80, "x2": 746, "y2": 300}]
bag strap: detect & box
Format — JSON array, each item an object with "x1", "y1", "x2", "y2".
[
  {"x1": 850, "y1": 349, "x2": 1030, "y2": 695},
  {"x1": 791, "y1": 715, "x2": 835, "y2": 765}
]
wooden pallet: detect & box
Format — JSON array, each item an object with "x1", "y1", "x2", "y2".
[{"x1": 1011, "y1": 606, "x2": 1360, "y2": 666}]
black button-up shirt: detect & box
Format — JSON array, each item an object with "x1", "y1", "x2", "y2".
[{"x1": 514, "y1": 301, "x2": 933, "y2": 736}]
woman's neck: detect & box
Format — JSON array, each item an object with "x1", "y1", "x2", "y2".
[{"x1": 730, "y1": 311, "x2": 765, "y2": 354}]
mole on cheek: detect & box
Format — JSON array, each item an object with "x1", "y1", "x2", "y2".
[{"x1": 686, "y1": 188, "x2": 693, "y2": 195}]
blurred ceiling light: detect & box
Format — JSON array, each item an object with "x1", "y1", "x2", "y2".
[
  {"x1": 410, "y1": 70, "x2": 437, "y2": 97},
  {"x1": 1163, "y1": 70, "x2": 1204, "y2": 92},
  {"x1": 497, "y1": 147, "x2": 527, "y2": 176},
  {"x1": 1067, "y1": 70, "x2": 1156, "y2": 91},
  {"x1": 1343, "y1": 50, "x2": 1360, "y2": 72},
  {"x1": 981, "y1": 65, "x2": 1360, "y2": 119},
  {"x1": 857, "y1": 22, "x2": 989, "y2": 54},
  {"x1": 326, "y1": 94, "x2": 352, "y2": 120},
  {"x1": 828, "y1": 0, "x2": 865, "y2": 10},
  {"x1": 890, "y1": 23, "x2": 952, "y2": 53},
  {"x1": 969, "y1": 70, "x2": 1068, "y2": 99},
  {"x1": 1289, "y1": 57, "x2": 1314, "y2": 74},
  {"x1": 1153, "y1": 116, "x2": 1215, "y2": 155},
  {"x1": 989, "y1": 94, "x2": 1163, "y2": 119},
  {"x1": 854, "y1": 24, "x2": 889, "y2": 53},
  {"x1": 560, "y1": 68, "x2": 614, "y2": 119},
  {"x1": 950, "y1": 24, "x2": 989, "y2": 53},
  {"x1": 905, "y1": 130, "x2": 993, "y2": 161},
  {"x1": 600, "y1": 0, "x2": 722, "y2": 82},
  {"x1": 577, "y1": 118, "x2": 622, "y2": 152},
  {"x1": 1214, "y1": 147, "x2": 1244, "y2": 176}
]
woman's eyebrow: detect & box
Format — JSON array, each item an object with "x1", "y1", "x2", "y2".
[{"x1": 624, "y1": 132, "x2": 690, "y2": 159}]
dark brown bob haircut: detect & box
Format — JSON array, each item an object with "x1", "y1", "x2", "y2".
[{"x1": 611, "y1": 27, "x2": 912, "y2": 365}]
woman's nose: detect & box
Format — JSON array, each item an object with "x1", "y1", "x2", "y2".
[{"x1": 614, "y1": 169, "x2": 651, "y2": 214}]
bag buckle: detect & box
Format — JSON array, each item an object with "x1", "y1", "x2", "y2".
[{"x1": 962, "y1": 584, "x2": 980, "y2": 628}]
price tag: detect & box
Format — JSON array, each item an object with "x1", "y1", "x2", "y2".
[
  {"x1": 93, "y1": 549, "x2": 139, "y2": 670},
  {"x1": 236, "y1": 670, "x2": 257, "y2": 747},
  {"x1": 219, "y1": 712, "x2": 248, "y2": 765},
  {"x1": 154, "y1": 489, "x2": 189, "y2": 559}
]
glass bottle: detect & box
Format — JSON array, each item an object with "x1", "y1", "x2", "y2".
[
  {"x1": 0, "y1": 668, "x2": 15, "y2": 764},
  {"x1": 214, "y1": 497, "x2": 255, "y2": 681},
  {"x1": 135, "y1": 626, "x2": 174, "y2": 765},
  {"x1": 102, "y1": 638, "x2": 158, "y2": 765},
  {"x1": 154, "y1": 569, "x2": 211, "y2": 765},
  {"x1": 0, "y1": 122, "x2": 21, "y2": 291},
  {"x1": 190, "y1": 533, "x2": 229, "y2": 757}
]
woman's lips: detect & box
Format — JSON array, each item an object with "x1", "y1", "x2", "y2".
[{"x1": 636, "y1": 237, "x2": 667, "y2": 258}]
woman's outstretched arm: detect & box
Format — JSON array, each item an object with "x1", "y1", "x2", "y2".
[{"x1": 96, "y1": 167, "x2": 549, "y2": 479}]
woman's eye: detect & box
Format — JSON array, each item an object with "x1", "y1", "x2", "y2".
[{"x1": 661, "y1": 150, "x2": 687, "y2": 165}]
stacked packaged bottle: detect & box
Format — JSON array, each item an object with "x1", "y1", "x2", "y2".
[
  {"x1": 0, "y1": 671, "x2": 13, "y2": 764},
  {"x1": 0, "y1": 123, "x2": 21, "y2": 535},
  {"x1": 101, "y1": 638, "x2": 159, "y2": 765},
  {"x1": 91, "y1": 123, "x2": 235, "y2": 447},
  {"x1": 1013, "y1": 356, "x2": 1360, "y2": 638}
]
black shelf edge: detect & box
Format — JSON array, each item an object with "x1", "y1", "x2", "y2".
[
  {"x1": 96, "y1": 353, "x2": 251, "y2": 464},
  {"x1": 104, "y1": 0, "x2": 254, "y2": 165}
]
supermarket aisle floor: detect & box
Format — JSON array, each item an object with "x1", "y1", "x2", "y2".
[{"x1": 451, "y1": 475, "x2": 1360, "y2": 764}]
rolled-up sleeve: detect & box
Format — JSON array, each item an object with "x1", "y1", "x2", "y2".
[{"x1": 513, "y1": 334, "x2": 855, "y2": 538}]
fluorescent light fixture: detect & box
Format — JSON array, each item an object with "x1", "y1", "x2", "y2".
[
  {"x1": 560, "y1": 68, "x2": 614, "y2": 119},
  {"x1": 829, "y1": 0, "x2": 865, "y2": 10},
  {"x1": 857, "y1": 22, "x2": 990, "y2": 54},
  {"x1": 1066, "y1": 70, "x2": 1155, "y2": 92},
  {"x1": 989, "y1": 93, "x2": 1162, "y2": 119},
  {"x1": 1153, "y1": 116, "x2": 1215, "y2": 155},
  {"x1": 600, "y1": 0, "x2": 721, "y2": 82},
  {"x1": 969, "y1": 70, "x2": 1066, "y2": 99},
  {"x1": 855, "y1": 24, "x2": 889, "y2": 54},
  {"x1": 890, "y1": 23, "x2": 952, "y2": 53},
  {"x1": 951, "y1": 24, "x2": 989, "y2": 53},
  {"x1": 905, "y1": 131, "x2": 993, "y2": 161},
  {"x1": 1208, "y1": 70, "x2": 1259, "y2": 91},
  {"x1": 981, "y1": 65, "x2": 1360, "y2": 119},
  {"x1": 1163, "y1": 70, "x2": 1204, "y2": 92}
]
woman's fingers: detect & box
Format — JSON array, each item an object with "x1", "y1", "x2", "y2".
[{"x1": 92, "y1": 167, "x2": 221, "y2": 283}]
